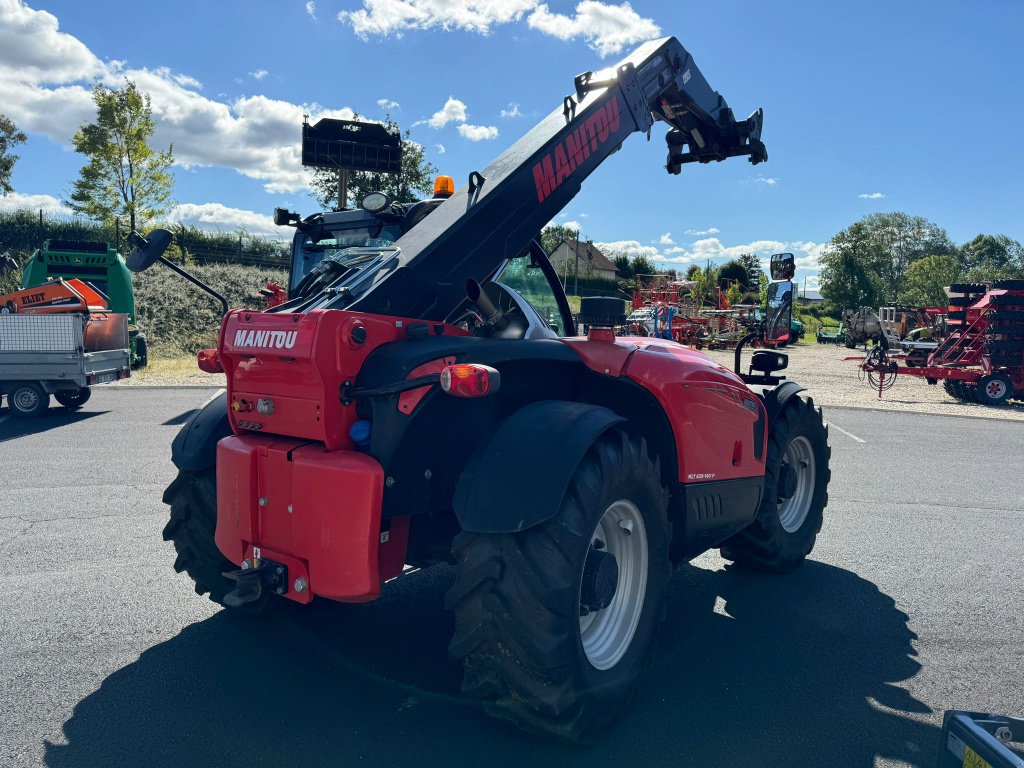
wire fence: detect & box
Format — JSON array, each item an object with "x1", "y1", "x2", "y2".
[{"x1": 0, "y1": 206, "x2": 289, "y2": 268}]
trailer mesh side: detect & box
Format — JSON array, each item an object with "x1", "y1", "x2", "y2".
[{"x1": 0, "y1": 315, "x2": 82, "y2": 352}]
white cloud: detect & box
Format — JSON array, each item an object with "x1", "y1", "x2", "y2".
[
  {"x1": 658, "y1": 232, "x2": 673, "y2": 245},
  {"x1": 417, "y1": 97, "x2": 467, "y2": 128},
  {"x1": 376, "y1": 97, "x2": 400, "y2": 110},
  {"x1": 560, "y1": 220, "x2": 582, "y2": 232},
  {"x1": 500, "y1": 102, "x2": 522, "y2": 118},
  {"x1": 167, "y1": 202, "x2": 288, "y2": 239},
  {"x1": 595, "y1": 239, "x2": 659, "y2": 260},
  {"x1": 527, "y1": 1, "x2": 660, "y2": 57},
  {"x1": 0, "y1": 0, "x2": 103, "y2": 83},
  {"x1": 341, "y1": 0, "x2": 536, "y2": 37},
  {"x1": 305, "y1": 1, "x2": 317, "y2": 20},
  {"x1": 338, "y1": 0, "x2": 659, "y2": 57},
  {"x1": 0, "y1": 191, "x2": 72, "y2": 215},
  {"x1": 655, "y1": 237, "x2": 826, "y2": 275},
  {"x1": 0, "y1": 1, "x2": 359, "y2": 194},
  {"x1": 249, "y1": 69, "x2": 269, "y2": 80},
  {"x1": 579, "y1": 212, "x2": 588, "y2": 217},
  {"x1": 858, "y1": 192, "x2": 885, "y2": 199},
  {"x1": 754, "y1": 176, "x2": 778, "y2": 186},
  {"x1": 684, "y1": 227, "x2": 719, "y2": 236},
  {"x1": 457, "y1": 123, "x2": 498, "y2": 140},
  {"x1": 435, "y1": 143, "x2": 446, "y2": 154}
]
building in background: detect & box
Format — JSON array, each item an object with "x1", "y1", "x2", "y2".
[{"x1": 548, "y1": 238, "x2": 619, "y2": 282}]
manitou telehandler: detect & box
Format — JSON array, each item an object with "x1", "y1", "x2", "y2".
[{"x1": 134, "y1": 36, "x2": 831, "y2": 742}]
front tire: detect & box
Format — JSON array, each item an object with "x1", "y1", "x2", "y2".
[
  {"x1": 720, "y1": 397, "x2": 830, "y2": 573},
  {"x1": 446, "y1": 431, "x2": 670, "y2": 742},
  {"x1": 162, "y1": 467, "x2": 266, "y2": 612}
]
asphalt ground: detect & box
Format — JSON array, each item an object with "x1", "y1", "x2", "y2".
[{"x1": 0, "y1": 388, "x2": 1022, "y2": 768}]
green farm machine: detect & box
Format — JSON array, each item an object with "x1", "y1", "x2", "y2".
[{"x1": 21, "y1": 239, "x2": 148, "y2": 368}]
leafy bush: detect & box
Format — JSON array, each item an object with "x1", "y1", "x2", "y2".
[{"x1": 133, "y1": 263, "x2": 286, "y2": 356}]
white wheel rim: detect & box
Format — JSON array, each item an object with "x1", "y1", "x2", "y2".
[
  {"x1": 778, "y1": 436, "x2": 815, "y2": 533},
  {"x1": 13, "y1": 388, "x2": 39, "y2": 412},
  {"x1": 579, "y1": 499, "x2": 648, "y2": 671},
  {"x1": 986, "y1": 380, "x2": 1007, "y2": 399}
]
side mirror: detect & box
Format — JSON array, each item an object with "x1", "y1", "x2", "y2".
[
  {"x1": 770, "y1": 252, "x2": 795, "y2": 280},
  {"x1": 126, "y1": 229, "x2": 174, "y2": 272},
  {"x1": 765, "y1": 280, "x2": 794, "y2": 343}
]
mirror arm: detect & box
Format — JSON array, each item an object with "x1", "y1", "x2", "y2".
[
  {"x1": 734, "y1": 331, "x2": 757, "y2": 376},
  {"x1": 157, "y1": 255, "x2": 230, "y2": 316}
]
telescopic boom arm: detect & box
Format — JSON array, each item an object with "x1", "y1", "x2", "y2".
[{"x1": 337, "y1": 36, "x2": 766, "y2": 321}]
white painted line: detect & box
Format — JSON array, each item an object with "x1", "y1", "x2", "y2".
[
  {"x1": 826, "y1": 420, "x2": 866, "y2": 444},
  {"x1": 200, "y1": 388, "x2": 226, "y2": 408}
]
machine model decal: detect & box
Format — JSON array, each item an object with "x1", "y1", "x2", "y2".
[
  {"x1": 232, "y1": 329, "x2": 298, "y2": 350},
  {"x1": 532, "y1": 96, "x2": 622, "y2": 203}
]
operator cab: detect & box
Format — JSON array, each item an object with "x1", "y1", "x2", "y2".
[{"x1": 276, "y1": 179, "x2": 454, "y2": 295}]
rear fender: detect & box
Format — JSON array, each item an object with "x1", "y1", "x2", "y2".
[
  {"x1": 760, "y1": 380, "x2": 807, "y2": 425},
  {"x1": 170, "y1": 391, "x2": 232, "y2": 472},
  {"x1": 453, "y1": 401, "x2": 624, "y2": 533}
]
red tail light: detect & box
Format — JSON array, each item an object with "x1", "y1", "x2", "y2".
[
  {"x1": 440, "y1": 364, "x2": 500, "y2": 398},
  {"x1": 197, "y1": 348, "x2": 224, "y2": 373}
]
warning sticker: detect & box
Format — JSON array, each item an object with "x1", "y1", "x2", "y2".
[{"x1": 963, "y1": 746, "x2": 994, "y2": 768}]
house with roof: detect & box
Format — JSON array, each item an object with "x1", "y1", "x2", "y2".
[{"x1": 547, "y1": 238, "x2": 619, "y2": 282}]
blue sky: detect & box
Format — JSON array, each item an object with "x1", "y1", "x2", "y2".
[{"x1": 2, "y1": 0, "x2": 1022, "y2": 288}]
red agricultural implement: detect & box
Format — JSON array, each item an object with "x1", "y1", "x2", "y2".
[{"x1": 856, "y1": 281, "x2": 1024, "y2": 405}]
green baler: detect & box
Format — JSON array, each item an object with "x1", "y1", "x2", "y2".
[{"x1": 21, "y1": 239, "x2": 148, "y2": 367}]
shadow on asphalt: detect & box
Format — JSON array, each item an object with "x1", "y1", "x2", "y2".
[
  {"x1": 45, "y1": 560, "x2": 939, "y2": 768},
  {"x1": 162, "y1": 409, "x2": 198, "y2": 426},
  {"x1": 0, "y1": 408, "x2": 104, "y2": 443}
]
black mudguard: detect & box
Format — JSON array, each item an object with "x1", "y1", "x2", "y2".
[
  {"x1": 170, "y1": 391, "x2": 232, "y2": 472},
  {"x1": 760, "y1": 380, "x2": 807, "y2": 425},
  {"x1": 453, "y1": 400, "x2": 624, "y2": 533}
]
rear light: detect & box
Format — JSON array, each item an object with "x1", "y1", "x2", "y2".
[
  {"x1": 197, "y1": 348, "x2": 224, "y2": 373},
  {"x1": 439, "y1": 364, "x2": 500, "y2": 398}
]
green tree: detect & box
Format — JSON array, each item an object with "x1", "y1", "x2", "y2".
[
  {"x1": 819, "y1": 247, "x2": 882, "y2": 310},
  {"x1": 684, "y1": 264, "x2": 701, "y2": 280},
  {"x1": 737, "y1": 252, "x2": 763, "y2": 286},
  {"x1": 68, "y1": 80, "x2": 174, "y2": 231},
  {"x1": 960, "y1": 234, "x2": 1024, "y2": 273},
  {"x1": 541, "y1": 224, "x2": 578, "y2": 255},
  {"x1": 309, "y1": 116, "x2": 438, "y2": 210},
  {"x1": 630, "y1": 255, "x2": 655, "y2": 278},
  {"x1": 820, "y1": 212, "x2": 953, "y2": 304},
  {"x1": 612, "y1": 254, "x2": 633, "y2": 279},
  {"x1": 902, "y1": 254, "x2": 961, "y2": 306},
  {"x1": 0, "y1": 114, "x2": 27, "y2": 195},
  {"x1": 718, "y1": 258, "x2": 748, "y2": 288}
]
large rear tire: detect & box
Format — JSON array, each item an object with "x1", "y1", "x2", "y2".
[
  {"x1": 720, "y1": 397, "x2": 830, "y2": 573},
  {"x1": 162, "y1": 467, "x2": 267, "y2": 613},
  {"x1": 446, "y1": 431, "x2": 670, "y2": 743}
]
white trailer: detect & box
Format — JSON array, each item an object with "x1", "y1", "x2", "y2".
[{"x1": 0, "y1": 314, "x2": 131, "y2": 418}]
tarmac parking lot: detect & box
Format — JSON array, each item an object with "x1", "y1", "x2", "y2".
[{"x1": 1, "y1": 388, "x2": 1022, "y2": 767}]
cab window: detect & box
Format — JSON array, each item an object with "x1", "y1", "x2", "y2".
[{"x1": 496, "y1": 258, "x2": 570, "y2": 336}]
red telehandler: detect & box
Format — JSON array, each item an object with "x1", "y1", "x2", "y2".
[{"x1": 132, "y1": 36, "x2": 831, "y2": 741}]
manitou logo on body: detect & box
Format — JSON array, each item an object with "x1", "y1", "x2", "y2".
[
  {"x1": 532, "y1": 95, "x2": 622, "y2": 203},
  {"x1": 232, "y1": 329, "x2": 298, "y2": 350}
]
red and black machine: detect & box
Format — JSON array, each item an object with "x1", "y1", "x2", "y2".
[
  {"x1": 134, "y1": 36, "x2": 830, "y2": 742},
  {"x1": 856, "y1": 281, "x2": 1024, "y2": 406}
]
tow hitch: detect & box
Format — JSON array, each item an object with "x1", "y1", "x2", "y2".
[{"x1": 222, "y1": 559, "x2": 289, "y2": 608}]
